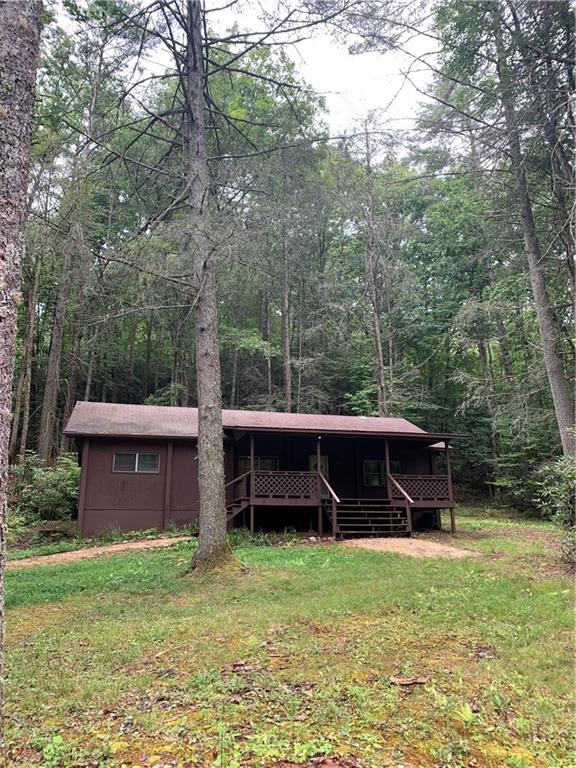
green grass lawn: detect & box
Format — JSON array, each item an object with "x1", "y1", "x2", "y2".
[{"x1": 5, "y1": 508, "x2": 574, "y2": 768}]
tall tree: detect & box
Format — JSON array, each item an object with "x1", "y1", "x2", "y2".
[
  {"x1": 183, "y1": 0, "x2": 231, "y2": 570},
  {"x1": 0, "y1": 0, "x2": 42, "y2": 745}
]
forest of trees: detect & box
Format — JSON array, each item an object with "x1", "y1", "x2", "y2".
[{"x1": 8, "y1": 0, "x2": 575, "y2": 511}]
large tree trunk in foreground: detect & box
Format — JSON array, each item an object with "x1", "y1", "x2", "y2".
[
  {"x1": 494, "y1": 16, "x2": 575, "y2": 457},
  {"x1": 0, "y1": 0, "x2": 42, "y2": 747},
  {"x1": 184, "y1": 0, "x2": 233, "y2": 571}
]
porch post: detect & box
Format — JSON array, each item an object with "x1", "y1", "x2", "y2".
[
  {"x1": 384, "y1": 439, "x2": 391, "y2": 500},
  {"x1": 316, "y1": 436, "x2": 323, "y2": 536},
  {"x1": 249, "y1": 433, "x2": 255, "y2": 535},
  {"x1": 445, "y1": 440, "x2": 455, "y2": 534}
]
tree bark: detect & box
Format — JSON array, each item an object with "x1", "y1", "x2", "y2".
[
  {"x1": 37, "y1": 235, "x2": 73, "y2": 461},
  {"x1": 229, "y1": 348, "x2": 238, "y2": 408},
  {"x1": 494, "y1": 15, "x2": 575, "y2": 456},
  {"x1": 84, "y1": 328, "x2": 97, "y2": 401},
  {"x1": 478, "y1": 338, "x2": 500, "y2": 502},
  {"x1": 0, "y1": 0, "x2": 42, "y2": 748},
  {"x1": 60, "y1": 313, "x2": 84, "y2": 453},
  {"x1": 144, "y1": 313, "x2": 152, "y2": 398},
  {"x1": 184, "y1": 0, "x2": 232, "y2": 571},
  {"x1": 281, "y1": 225, "x2": 292, "y2": 412},
  {"x1": 9, "y1": 249, "x2": 40, "y2": 461},
  {"x1": 265, "y1": 286, "x2": 273, "y2": 405},
  {"x1": 363, "y1": 125, "x2": 389, "y2": 417}
]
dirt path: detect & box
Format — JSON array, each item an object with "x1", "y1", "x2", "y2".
[
  {"x1": 8, "y1": 533, "x2": 479, "y2": 570},
  {"x1": 343, "y1": 537, "x2": 480, "y2": 559},
  {"x1": 8, "y1": 536, "x2": 192, "y2": 570}
]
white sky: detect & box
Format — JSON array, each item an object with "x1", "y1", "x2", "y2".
[{"x1": 210, "y1": 0, "x2": 436, "y2": 137}]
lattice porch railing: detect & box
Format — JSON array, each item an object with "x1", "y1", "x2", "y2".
[
  {"x1": 390, "y1": 474, "x2": 450, "y2": 502},
  {"x1": 253, "y1": 470, "x2": 318, "y2": 499}
]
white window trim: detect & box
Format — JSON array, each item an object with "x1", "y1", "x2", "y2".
[{"x1": 113, "y1": 452, "x2": 161, "y2": 474}]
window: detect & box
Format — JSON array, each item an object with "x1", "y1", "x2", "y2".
[
  {"x1": 363, "y1": 459, "x2": 385, "y2": 487},
  {"x1": 136, "y1": 453, "x2": 160, "y2": 473},
  {"x1": 113, "y1": 453, "x2": 136, "y2": 472},
  {"x1": 390, "y1": 460, "x2": 402, "y2": 475},
  {"x1": 238, "y1": 456, "x2": 279, "y2": 473},
  {"x1": 113, "y1": 452, "x2": 160, "y2": 473}
]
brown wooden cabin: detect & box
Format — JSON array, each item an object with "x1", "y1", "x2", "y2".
[{"x1": 64, "y1": 402, "x2": 459, "y2": 538}]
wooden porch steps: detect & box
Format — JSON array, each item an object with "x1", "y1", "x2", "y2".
[
  {"x1": 226, "y1": 497, "x2": 250, "y2": 526},
  {"x1": 335, "y1": 501, "x2": 410, "y2": 537}
]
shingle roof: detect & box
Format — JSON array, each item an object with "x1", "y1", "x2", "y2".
[{"x1": 64, "y1": 401, "x2": 457, "y2": 441}]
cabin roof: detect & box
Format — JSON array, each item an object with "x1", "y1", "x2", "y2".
[{"x1": 64, "y1": 401, "x2": 460, "y2": 442}]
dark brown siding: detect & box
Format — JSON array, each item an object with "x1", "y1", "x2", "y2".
[
  {"x1": 166, "y1": 441, "x2": 199, "y2": 527},
  {"x1": 82, "y1": 438, "x2": 169, "y2": 535},
  {"x1": 78, "y1": 432, "x2": 442, "y2": 536}
]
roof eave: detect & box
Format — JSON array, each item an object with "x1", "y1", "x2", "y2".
[{"x1": 64, "y1": 428, "x2": 463, "y2": 440}]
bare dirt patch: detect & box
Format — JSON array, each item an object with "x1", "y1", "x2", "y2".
[
  {"x1": 7, "y1": 536, "x2": 192, "y2": 570},
  {"x1": 342, "y1": 537, "x2": 480, "y2": 559}
]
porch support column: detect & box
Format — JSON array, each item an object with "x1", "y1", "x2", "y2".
[
  {"x1": 249, "y1": 433, "x2": 255, "y2": 535},
  {"x1": 316, "y1": 436, "x2": 323, "y2": 536},
  {"x1": 384, "y1": 439, "x2": 391, "y2": 500},
  {"x1": 445, "y1": 440, "x2": 455, "y2": 534}
]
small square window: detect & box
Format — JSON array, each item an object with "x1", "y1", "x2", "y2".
[
  {"x1": 113, "y1": 453, "x2": 137, "y2": 472},
  {"x1": 390, "y1": 460, "x2": 402, "y2": 475},
  {"x1": 363, "y1": 459, "x2": 385, "y2": 487},
  {"x1": 136, "y1": 453, "x2": 160, "y2": 473}
]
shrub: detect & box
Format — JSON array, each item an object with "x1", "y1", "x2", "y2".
[
  {"x1": 10, "y1": 452, "x2": 80, "y2": 522},
  {"x1": 534, "y1": 455, "x2": 576, "y2": 564}
]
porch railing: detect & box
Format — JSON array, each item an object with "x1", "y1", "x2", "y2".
[
  {"x1": 389, "y1": 474, "x2": 451, "y2": 502},
  {"x1": 225, "y1": 471, "x2": 250, "y2": 505},
  {"x1": 226, "y1": 470, "x2": 452, "y2": 507},
  {"x1": 253, "y1": 470, "x2": 318, "y2": 499},
  {"x1": 387, "y1": 474, "x2": 413, "y2": 533},
  {"x1": 318, "y1": 471, "x2": 340, "y2": 537}
]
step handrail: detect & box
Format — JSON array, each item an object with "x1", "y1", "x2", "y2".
[
  {"x1": 387, "y1": 474, "x2": 414, "y2": 505},
  {"x1": 226, "y1": 503, "x2": 247, "y2": 522},
  {"x1": 224, "y1": 471, "x2": 250, "y2": 489},
  {"x1": 318, "y1": 471, "x2": 340, "y2": 503}
]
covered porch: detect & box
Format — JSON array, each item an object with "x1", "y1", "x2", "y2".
[{"x1": 225, "y1": 431, "x2": 455, "y2": 538}]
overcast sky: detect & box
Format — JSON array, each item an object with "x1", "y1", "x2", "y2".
[{"x1": 209, "y1": 0, "x2": 436, "y2": 138}]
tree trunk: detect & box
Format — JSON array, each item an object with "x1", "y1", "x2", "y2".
[
  {"x1": 0, "y1": 0, "x2": 42, "y2": 748},
  {"x1": 9, "y1": 249, "x2": 40, "y2": 461},
  {"x1": 60, "y1": 314, "x2": 84, "y2": 453},
  {"x1": 478, "y1": 338, "x2": 500, "y2": 502},
  {"x1": 494, "y1": 16, "x2": 575, "y2": 456},
  {"x1": 229, "y1": 348, "x2": 238, "y2": 408},
  {"x1": 184, "y1": 0, "x2": 232, "y2": 571},
  {"x1": 295, "y1": 270, "x2": 304, "y2": 414},
  {"x1": 144, "y1": 314, "x2": 152, "y2": 398},
  {"x1": 281, "y1": 225, "x2": 292, "y2": 412},
  {"x1": 84, "y1": 328, "x2": 97, "y2": 401},
  {"x1": 37, "y1": 237, "x2": 73, "y2": 461},
  {"x1": 363, "y1": 125, "x2": 389, "y2": 417},
  {"x1": 265, "y1": 287, "x2": 273, "y2": 405}
]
